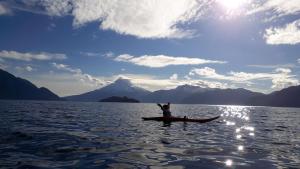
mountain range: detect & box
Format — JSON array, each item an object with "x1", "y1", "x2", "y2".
[
  {"x1": 65, "y1": 79, "x2": 261, "y2": 105},
  {"x1": 65, "y1": 76, "x2": 300, "y2": 107},
  {"x1": 1, "y1": 69, "x2": 299, "y2": 107}
]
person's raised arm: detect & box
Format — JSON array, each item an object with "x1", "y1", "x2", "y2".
[{"x1": 157, "y1": 103, "x2": 162, "y2": 108}]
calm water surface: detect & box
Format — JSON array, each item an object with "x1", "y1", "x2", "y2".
[{"x1": 0, "y1": 101, "x2": 299, "y2": 169}]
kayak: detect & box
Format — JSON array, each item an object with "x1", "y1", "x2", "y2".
[{"x1": 142, "y1": 115, "x2": 220, "y2": 123}]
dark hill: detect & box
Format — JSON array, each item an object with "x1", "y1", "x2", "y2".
[
  {"x1": 247, "y1": 85, "x2": 300, "y2": 107},
  {"x1": 182, "y1": 88, "x2": 264, "y2": 105},
  {"x1": 0, "y1": 69, "x2": 60, "y2": 100}
]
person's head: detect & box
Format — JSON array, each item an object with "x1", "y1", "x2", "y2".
[{"x1": 163, "y1": 104, "x2": 169, "y2": 109}]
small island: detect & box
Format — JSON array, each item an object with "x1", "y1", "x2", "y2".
[{"x1": 99, "y1": 96, "x2": 140, "y2": 103}]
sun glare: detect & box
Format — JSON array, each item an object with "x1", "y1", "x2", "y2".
[{"x1": 217, "y1": 0, "x2": 247, "y2": 10}]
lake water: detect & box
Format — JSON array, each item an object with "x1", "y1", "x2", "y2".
[{"x1": 0, "y1": 101, "x2": 299, "y2": 169}]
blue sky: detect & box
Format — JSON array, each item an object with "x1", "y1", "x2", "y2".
[{"x1": 0, "y1": 0, "x2": 299, "y2": 96}]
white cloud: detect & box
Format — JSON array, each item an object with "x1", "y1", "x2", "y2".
[
  {"x1": 275, "y1": 68, "x2": 291, "y2": 74},
  {"x1": 9, "y1": 0, "x2": 210, "y2": 39},
  {"x1": 271, "y1": 75, "x2": 298, "y2": 89},
  {"x1": 264, "y1": 19, "x2": 300, "y2": 45},
  {"x1": 0, "y1": 2, "x2": 12, "y2": 15},
  {"x1": 189, "y1": 67, "x2": 299, "y2": 89},
  {"x1": 80, "y1": 51, "x2": 114, "y2": 58},
  {"x1": 29, "y1": 0, "x2": 73, "y2": 16},
  {"x1": 103, "y1": 51, "x2": 114, "y2": 58},
  {"x1": 52, "y1": 62, "x2": 106, "y2": 86},
  {"x1": 248, "y1": 0, "x2": 300, "y2": 18},
  {"x1": 298, "y1": 58, "x2": 300, "y2": 64},
  {"x1": 117, "y1": 74, "x2": 178, "y2": 91},
  {"x1": 0, "y1": 50, "x2": 67, "y2": 61},
  {"x1": 80, "y1": 52, "x2": 100, "y2": 57},
  {"x1": 184, "y1": 75, "x2": 191, "y2": 80},
  {"x1": 15, "y1": 65, "x2": 34, "y2": 72},
  {"x1": 189, "y1": 67, "x2": 231, "y2": 80},
  {"x1": 114, "y1": 54, "x2": 226, "y2": 68},
  {"x1": 188, "y1": 79, "x2": 230, "y2": 89},
  {"x1": 52, "y1": 62, "x2": 81, "y2": 74},
  {"x1": 169, "y1": 73, "x2": 178, "y2": 80},
  {"x1": 248, "y1": 64, "x2": 295, "y2": 69},
  {"x1": 25, "y1": 66, "x2": 33, "y2": 72}
]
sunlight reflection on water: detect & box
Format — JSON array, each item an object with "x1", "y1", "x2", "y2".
[
  {"x1": 237, "y1": 145, "x2": 244, "y2": 151},
  {"x1": 219, "y1": 105, "x2": 256, "y2": 167},
  {"x1": 225, "y1": 159, "x2": 233, "y2": 166}
]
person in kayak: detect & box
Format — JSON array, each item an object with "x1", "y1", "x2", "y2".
[{"x1": 157, "y1": 102, "x2": 172, "y2": 117}]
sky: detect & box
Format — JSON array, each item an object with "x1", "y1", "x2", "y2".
[{"x1": 0, "y1": 0, "x2": 300, "y2": 96}]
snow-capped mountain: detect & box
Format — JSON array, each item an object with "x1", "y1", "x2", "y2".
[{"x1": 64, "y1": 78, "x2": 151, "y2": 101}]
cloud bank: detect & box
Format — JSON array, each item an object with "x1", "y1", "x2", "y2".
[
  {"x1": 0, "y1": 50, "x2": 67, "y2": 61},
  {"x1": 114, "y1": 54, "x2": 226, "y2": 68},
  {"x1": 189, "y1": 67, "x2": 299, "y2": 89},
  {"x1": 9, "y1": 0, "x2": 210, "y2": 39}
]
